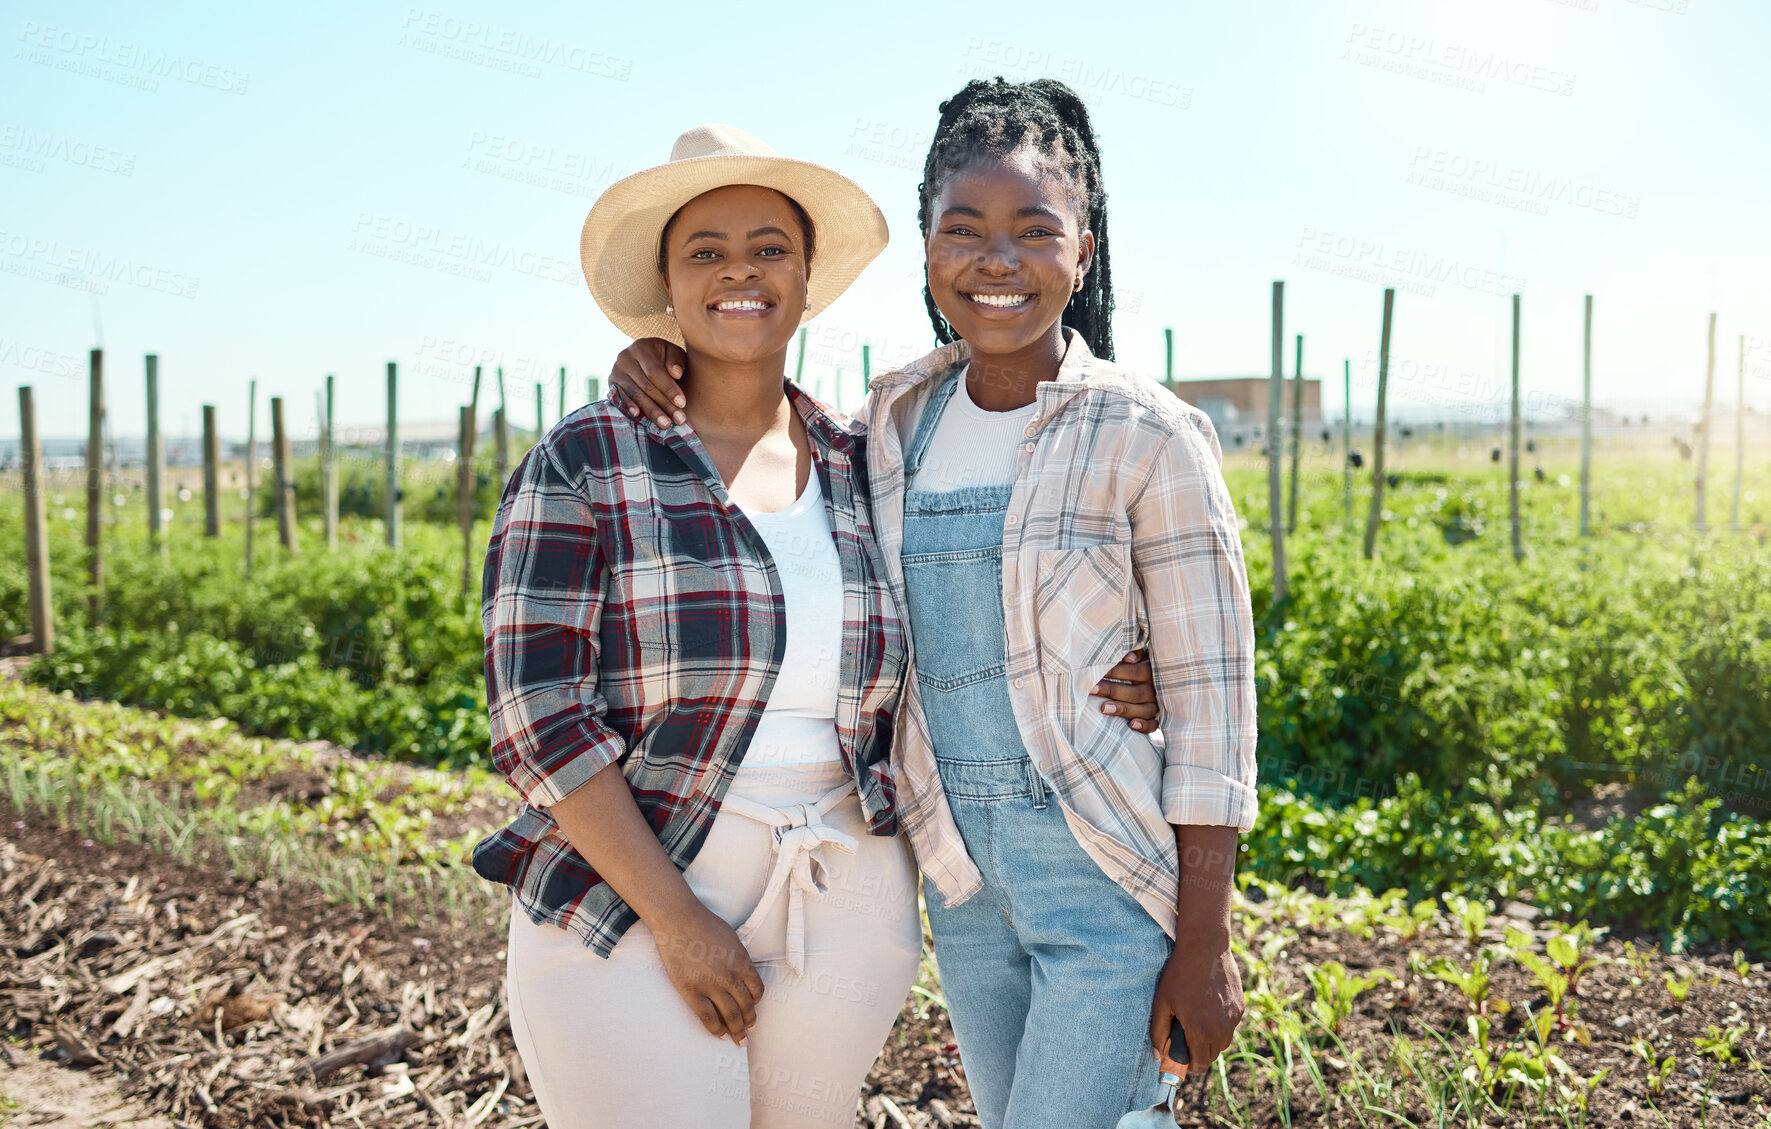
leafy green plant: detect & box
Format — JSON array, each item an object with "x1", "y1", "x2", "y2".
[
  {"x1": 1423, "y1": 948, "x2": 1496, "y2": 1015},
  {"x1": 1443, "y1": 893, "x2": 1490, "y2": 945},
  {"x1": 1632, "y1": 1037, "x2": 1677, "y2": 1097},
  {"x1": 1695, "y1": 1025, "x2": 1744, "y2": 1066},
  {"x1": 1621, "y1": 940, "x2": 1652, "y2": 983},
  {"x1": 1377, "y1": 891, "x2": 1439, "y2": 943},
  {"x1": 1511, "y1": 921, "x2": 1606, "y2": 1037},
  {"x1": 1304, "y1": 960, "x2": 1396, "y2": 1038},
  {"x1": 1665, "y1": 967, "x2": 1698, "y2": 1004}
]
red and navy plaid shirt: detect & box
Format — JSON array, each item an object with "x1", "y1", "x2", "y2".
[{"x1": 471, "y1": 385, "x2": 907, "y2": 956}]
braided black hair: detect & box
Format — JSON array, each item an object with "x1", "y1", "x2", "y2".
[{"x1": 916, "y1": 77, "x2": 1114, "y2": 361}]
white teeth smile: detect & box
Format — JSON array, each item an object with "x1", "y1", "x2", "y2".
[
  {"x1": 714, "y1": 299, "x2": 771, "y2": 311},
  {"x1": 966, "y1": 293, "x2": 1032, "y2": 308}
]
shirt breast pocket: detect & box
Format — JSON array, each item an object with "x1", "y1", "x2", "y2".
[
  {"x1": 1032, "y1": 543, "x2": 1138, "y2": 675},
  {"x1": 628, "y1": 561, "x2": 728, "y2": 657}
]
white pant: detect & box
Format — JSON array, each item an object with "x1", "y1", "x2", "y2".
[{"x1": 505, "y1": 758, "x2": 921, "y2": 1129}]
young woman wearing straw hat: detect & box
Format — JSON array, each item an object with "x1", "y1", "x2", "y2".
[{"x1": 472, "y1": 124, "x2": 1160, "y2": 1128}]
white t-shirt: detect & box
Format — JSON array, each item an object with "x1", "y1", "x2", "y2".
[
  {"x1": 737, "y1": 472, "x2": 845, "y2": 769},
  {"x1": 911, "y1": 366, "x2": 1037, "y2": 492}
]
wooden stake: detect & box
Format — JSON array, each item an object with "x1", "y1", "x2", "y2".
[
  {"x1": 86, "y1": 348, "x2": 104, "y2": 621},
  {"x1": 1342, "y1": 358, "x2": 1352, "y2": 530},
  {"x1": 1696, "y1": 312, "x2": 1716, "y2": 532},
  {"x1": 495, "y1": 367, "x2": 510, "y2": 489},
  {"x1": 271, "y1": 396, "x2": 297, "y2": 552},
  {"x1": 1733, "y1": 334, "x2": 1746, "y2": 533},
  {"x1": 314, "y1": 388, "x2": 326, "y2": 539},
  {"x1": 245, "y1": 379, "x2": 257, "y2": 580},
  {"x1": 324, "y1": 375, "x2": 338, "y2": 552},
  {"x1": 145, "y1": 354, "x2": 165, "y2": 559},
  {"x1": 19, "y1": 386, "x2": 53, "y2": 654},
  {"x1": 1363, "y1": 289, "x2": 1395, "y2": 561},
  {"x1": 386, "y1": 361, "x2": 401, "y2": 550},
  {"x1": 1509, "y1": 294, "x2": 1524, "y2": 563},
  {"x1": 202, "y1": 405, "x2": 220, "y2": 537},
  {"x1": 1287, "y1": 334, "x2": 1303, "y2": 535},
  {"x1": 494, "y1": 408, "x2": 509, "y2": 492},
  {"x1": 1580, "y1": 295, "x2": 1593, "y2": 538},
  {"x1": 1267, "y1": 281, "x2": 1287, "y2": 603},
  {"x1": 458, "y1": 404, "x2": 476, "y2": 598}
]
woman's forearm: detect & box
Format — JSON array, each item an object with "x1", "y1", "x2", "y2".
[
  {"x1": 547, "y1": 762, "x2": 709, "y2": 930},
  {"x1": 1174, "y1": 823, "x2": 1237, "y2": 947}
]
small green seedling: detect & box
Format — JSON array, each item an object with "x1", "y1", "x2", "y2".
[
  {"x1": 1424, "y1": 948, "x2": 1495, "y2": 1014},
  {"x1": 1442, "y1": 893, "x2": 1490, "y2": 945},
  {"x1": 1621, "y1": 940, "x2": 1651, "y2": 983},
  {"x1": 1305, "y1": 960, "x2": 1396, "y2": 1037},
  {"x1": 1489, "y1": 1005, "x2": 1573, "y2": 1097},
  {"x1": 1632, "y1": 1038, "x2": 1676, "y2": 1096},
  {"x1": 1378, "y1": 894, "x2": 1440, "y2": 944},
  {"x1": 1665, "y1": 967, "x2": 1697, "y2": 1004},
  {"x1": 1555, "y1": 1064, "x2": 1610, "y2": 1115},
  {"x1": 1695, "y1": 1024, "x2": 1744, "y2": 1066},
  {"x1": 1515, "y1": 950, "x2": 1570, "y2": 1020}
]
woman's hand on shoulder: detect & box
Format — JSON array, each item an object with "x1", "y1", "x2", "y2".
[
  {"x1": 1090, "y1": 648, "x2": 1160, "y2": 733},
  {"x1": 608, "y1": 338, "x2": 689, "y2": 428}
]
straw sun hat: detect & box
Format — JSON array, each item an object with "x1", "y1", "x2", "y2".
[{"x1": 580, "y1": 124, "x2": 889, "y2": 346}]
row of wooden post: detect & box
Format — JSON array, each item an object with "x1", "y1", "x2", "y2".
[
  {"x1": 10, "y1": 312, "x2": 1755, "y2": 649},
  {"x1": 14, "y1": 352, "x2": 604, "y2": 654},
  {"x1": 1260, "y1": 286, "x2": 1750, "y2": 601}
]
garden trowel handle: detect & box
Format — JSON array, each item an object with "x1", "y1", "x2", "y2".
[{"x1": 1165, "y1": 1017, "x2": 1190, "y2": 1066}]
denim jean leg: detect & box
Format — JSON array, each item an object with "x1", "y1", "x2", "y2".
[
  {"x1": 995, "y1": 799, "x2": 1173, "y2": 1128},
  {"x1": 922, "y1": 868, "x2": 1028, "y2": 1129}
]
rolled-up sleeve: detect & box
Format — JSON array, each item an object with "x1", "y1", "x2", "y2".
[
  {"x1": 1127, "y1": 414, "x2": 1259, "y2": 831},
  {"x1": 481, "y1": 441, "x2": 626, "y2": 808}
]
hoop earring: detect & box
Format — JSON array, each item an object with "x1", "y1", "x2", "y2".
[{"x1": 1073, "y1": 278, "x2": 1084, "y2": 292}]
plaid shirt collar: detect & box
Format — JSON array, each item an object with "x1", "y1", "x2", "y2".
[
  {"x1": 868, "y1": 329, "x2": 1102, "y2": 428},
  {"x1": 637, "y1": 379, "x2": 861, "y2": 459}
]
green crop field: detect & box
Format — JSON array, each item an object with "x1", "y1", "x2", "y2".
[{"x1": 3, "y1": 424, "x2": 1769, "y2": 1126}]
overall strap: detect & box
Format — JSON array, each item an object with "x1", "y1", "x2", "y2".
[{"x1": 904, "y1": 367, "x2": 965, "y2": 489}]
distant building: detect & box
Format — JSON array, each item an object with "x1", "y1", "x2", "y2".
[{"x1": 1166, "y1": 377, "x2": 1323, "y2": 450}]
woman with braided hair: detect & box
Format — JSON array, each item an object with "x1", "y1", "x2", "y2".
[{"x1": 611, "y1": 78, "x2": 1255, "y2": 1127}]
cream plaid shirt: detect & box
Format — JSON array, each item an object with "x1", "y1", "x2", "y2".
[{"x1": 862, "y1": 329, "x2": 1258, "y2": 936}]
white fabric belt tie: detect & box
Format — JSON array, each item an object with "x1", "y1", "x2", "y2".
[{"x1": 720, "y1": 781, "x2": 857, "y2": 976}]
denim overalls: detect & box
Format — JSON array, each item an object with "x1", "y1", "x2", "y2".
[{"x1": 898, "y1": 372, "x2": 1171, "y2": 1129}]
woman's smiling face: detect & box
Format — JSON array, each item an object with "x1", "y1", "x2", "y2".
[
  {"x1": 660, "y1": 184, "x2": 810, "y2": 365},
  {"x1": 924, "y1": 148, "x2": 1094, "y2": 359}
]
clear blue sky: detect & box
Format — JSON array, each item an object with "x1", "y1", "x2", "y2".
[{"x1": 4, "y1": 0, "x2": 1768, "y2": 442}]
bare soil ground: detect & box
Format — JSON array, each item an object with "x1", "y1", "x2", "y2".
[
  {"x1": 0, "y1": 814, "x2": 968, "y2": 1129},
  {"x1": 8, "y1": 805, "x2": 1771, "y2": 1129}
]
